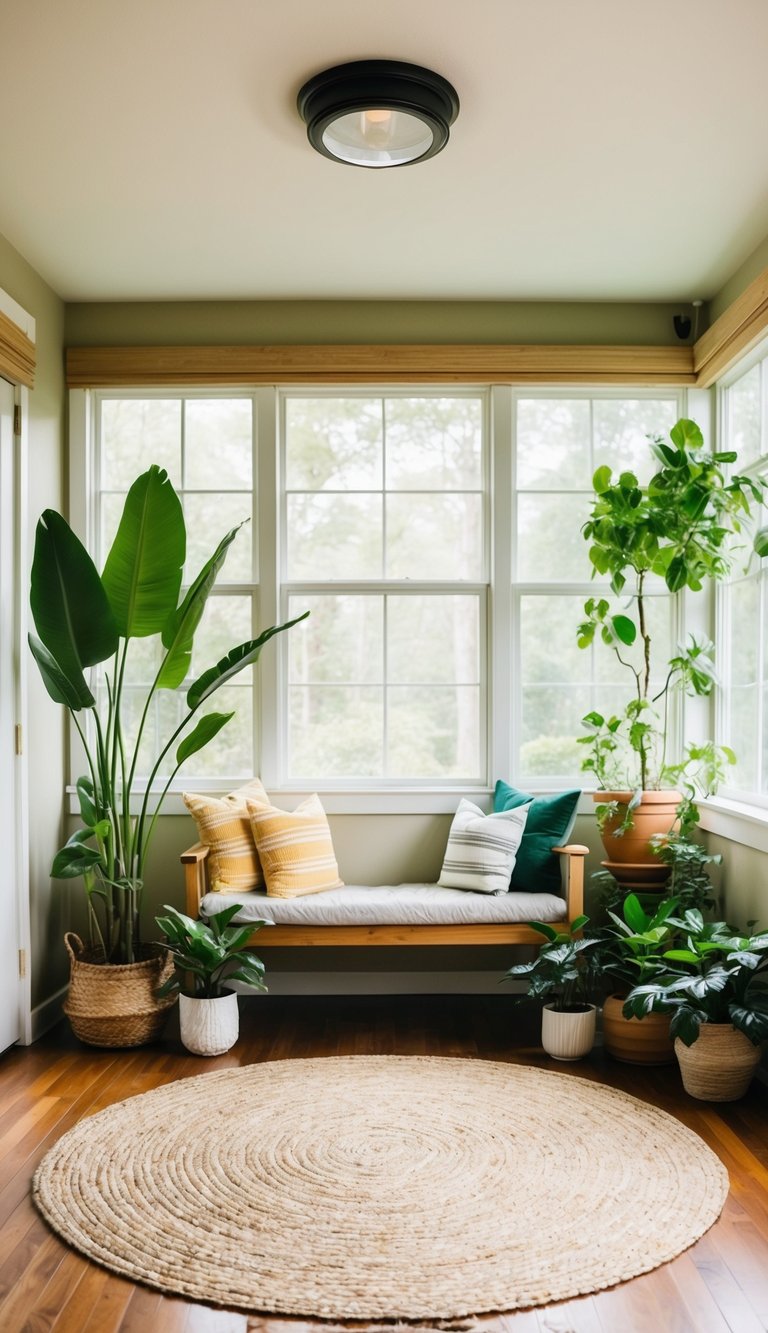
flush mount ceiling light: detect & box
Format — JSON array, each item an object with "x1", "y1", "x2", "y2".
[{"x1": 297, "y1": 59, "x2": 459, "y2": 169}]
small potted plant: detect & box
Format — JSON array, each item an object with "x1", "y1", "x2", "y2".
[
  {"x1": 155, "y1": 904, "x2": 271, "y2": 1056},
  {"x1": 623, "y1": 910, "x2": 768, "y2": 1100},
  {"x1": 503, "y1": 915, "x2": 599, "y2": 1061},
  {"x1": 595, "y1": 894, "x2": 679, "y2": 1065},
  {"x1": 576, "y1": 418, "x2": 767, "y2": 883}
]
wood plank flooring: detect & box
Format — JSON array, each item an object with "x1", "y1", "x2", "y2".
[{"x1": 0, "y1": 996, "x2": 766, "y2": 1333}]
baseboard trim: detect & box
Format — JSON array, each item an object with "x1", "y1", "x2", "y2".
[{"x1": 29, "y1": 985, "x2": 68, "y2": 1044}]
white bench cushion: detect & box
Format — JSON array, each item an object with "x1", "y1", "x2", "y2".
[{"x1": 200, "y1": 883, "x2": 566, "y2": 927}]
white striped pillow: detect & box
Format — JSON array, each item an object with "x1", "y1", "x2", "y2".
[
  {"x1": 246, "y1": 794, "x2": 343, "y2": 899},
  {"x1": 438, "y1": 799, "x2": 529, "y2": 895}
]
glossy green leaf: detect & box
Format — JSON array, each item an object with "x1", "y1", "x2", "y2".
[
  {"x1": 754, "y1": 527, "x2": 768, "y2": 558},
  {"x1": 30, "y1": 510, "x2": 117, "y2": 679},
  {"x1": 28, "y1": 633, "x2": 95, "y2": 710},
  {"x1": 158, "y1": 522, "x2": 246, "y2": 688},
  {"x1": 186, "y1": 610, "x2": 310, "y2": 709},
  {"x1": 76, "y1": 776, "x2": 98, "y2": 826},
  {"x1": 611, "y1": 614, "x2": 636, "y2": 646},
  {"x1": 669, "y1": 418, "x2": 704, "y2": 452},
  {"x1": 51, "y1": 840, "x2": 103, "y2": 879},
  {"x1": 592, "y1": 465, "x2": 612, "y2": 494},
  {"x1": 101, "y1": 465, "x2": 186, "y2": 638},
  {"x1": 176, "y1": 711, "x2": 234, "y2": 765}
]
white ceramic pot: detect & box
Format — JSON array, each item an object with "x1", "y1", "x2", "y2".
[
  {"x1": 541, "y1": 1003, "x2": 597, "y2": 1061},
  {"x1": 179, "y1": 991, "x2": 239, "y2": 1056}
]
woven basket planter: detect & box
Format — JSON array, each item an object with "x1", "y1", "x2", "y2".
[
  {"x1": 63, "y1": 932, "x2": 176, "y2": 1048},
  {"x1": 674, "y1": 1022, "x2": 764, "y2": 1102},
  {"x1": 602, "y1": 995, "x2": 675, "y2": 1066}
]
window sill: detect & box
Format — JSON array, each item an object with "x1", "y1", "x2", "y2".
[{"x1": 696, "y1": 796, "x2": 768, "y2": 854}]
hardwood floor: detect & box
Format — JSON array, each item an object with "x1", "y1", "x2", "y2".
[{"x1": 1, "y1": 996, "x2": 767, "y2": 1333}]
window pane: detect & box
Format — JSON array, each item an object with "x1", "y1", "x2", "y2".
[
  {"x1": 385, "y1": 397, "x2": 482, "y2": 489},
  {"x1": 193, "y1": 596, "x2": 253, "y2": 683},
  {"x1": 184, "y1": 399, "x2": 252, "y2": 490},
  {"x1": 386, "y1": 494, "x2": 483, "y2": 579},
  {"x1": 593, "y1": 399, "x2": 678, "y2": 484},
  {"x1": 730, "y1": 577, "x2": 760, "y2": 686},
  {"x1": 517, "y1": 400, "x2": 591, "y2": 491},
  {"x1": 517, "y1": 494, "x2": 591, "y2": 581},
  {"x1": 519, "y1": 685, "x2": 590, "y2": 778},
  {"x1": 287, "y1": 494, "x2": 382, "y2": 579},
  {"x1": 289, "y1": 686, "x2": 383, "y2": 776},
  {"x1": 101, "y1": 399, "x2": 181, "y2": 488},
  {"x1": 285, "y1": 398, "x2": 383, "y2": 490},
  {"x1": 388, "y1": 596, "x2": 479, "y2": 684},
  {"x1": 184, "y1": 493, "x2": 253, "y2": 584},
  {"x1": 729, "y1": 685, "x2": 759, "y2": 791},
  {"x1": 387, "y1": 686, "x2": 480, "y2": 778},
  {"x1": 729, "y1": 364, "x2": 761, "y2": 468},
  {"x1": 288, "y1": 595, "x2": 383, "y2": 684}
]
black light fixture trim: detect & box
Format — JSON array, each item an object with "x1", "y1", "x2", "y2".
[{"x1": 297, "y1": 59, "x2": 460, "y2": 168}]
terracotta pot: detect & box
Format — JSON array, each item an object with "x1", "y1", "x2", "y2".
[
  {"x1": 179, "y1": 991, "x2": 239, "y2": 1056},
  {"x1": 602, "y1": 994, "x2": 675, "y2": 1065},
  {"x1": 541, "y1": 1003, "x2": 596, "y2": 1061},
  {"x1": 674, "y1": 1023, "x2": 764, "y2": 1101},
  {"x1": 594, "y1": 790, "x2": 680, "y2": 886}
]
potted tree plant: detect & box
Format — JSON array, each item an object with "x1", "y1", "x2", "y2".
[
  {"x1": 502, "y1": 916, "x2": 599, "y2": 1060},
  {"x1": 576, "y1": 418, "x2": 767, "y2": 884},
  {"x1": 29, "y1": 464, "x2": 307, "y2": 1047},
  {"x1": 623, "y1": 910, "x2": 768, "y2": 1100},
  {"x1": 155, "y1": 904, "x2": 270, "y2": 1056}
]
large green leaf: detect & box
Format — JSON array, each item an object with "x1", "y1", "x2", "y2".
[
  {"x1": 176, "y1": 711, "x2": 234, "y2": 765},
  {"x1": 101, "y1": 466, "x2": 185, "y2": 638},
  {"x1": 28, "y1": 634, "x2": 95, "y2": 710},
  {"x1": 186, "y1": 610, "x2": 310, "y2": 709},
  {"x1": 30, "y1": 510, "x2": 118, "y2": 684},
  {"x1": 158, "y1": 523, "x2": 245, "y2": 688}
]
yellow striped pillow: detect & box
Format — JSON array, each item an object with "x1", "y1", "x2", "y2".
[
  {"x1": 183, "y1": 779, "x2": 268, "y2": 893},
  {"x1": 246, "y1": 794, "x2": 343, "y2": 899}
]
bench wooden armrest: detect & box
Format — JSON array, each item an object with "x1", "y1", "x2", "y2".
[{"x1": 182, "y1": 842, "x2": 210, "y2": 917}]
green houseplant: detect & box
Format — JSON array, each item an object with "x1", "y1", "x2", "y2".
[
  {"x1": 595, "y1": 893, "x2": 679, "y2": 1064},
  {"x1": 576, "y1": 418, "x2": 767, "y2": 879},
  {"x1": 503, "y1": 916, "x2": 600, "y2": 1060},
  {"x1": 28, "y1": 464, "x2": 306, "y2": 1046},
  {"x1": 156, "y1": 903, "x2": 269, "y2": 1055},
  {"x1": 623, "y1": 910, "x2": 768, "y2": 1100}
]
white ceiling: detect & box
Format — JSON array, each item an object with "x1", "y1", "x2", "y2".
[{"x1": 3, "y1": 0, "x2": 768, "y2": 303}]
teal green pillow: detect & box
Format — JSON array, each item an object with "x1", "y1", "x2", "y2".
[{"x1": 493, "y1": 781, "x2": 580, "y2": 893}]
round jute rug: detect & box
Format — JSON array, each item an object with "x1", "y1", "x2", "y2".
[{"x1": 32, "y1": 1056, "x2": 728, "y2": 1319}]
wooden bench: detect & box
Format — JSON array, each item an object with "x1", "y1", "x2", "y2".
[{"x1": 181, "y1": 842, "x2": 588, "y2": 947}]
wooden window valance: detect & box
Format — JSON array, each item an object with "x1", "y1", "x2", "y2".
[
  {"x1": 65, "y1": 343, "x2": 696, "y2": 388},
  {"x1": 0, "y1": 308, "x2": 35, "y2": 388}
]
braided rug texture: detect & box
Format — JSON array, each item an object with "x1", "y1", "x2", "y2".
[{"x1": 32, "y1": 1056, "x2": 728, "y2": 1319}]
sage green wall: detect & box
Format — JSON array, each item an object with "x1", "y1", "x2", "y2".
[
  {"x1": 0, "y1": 230, "x2": 67, "y2": 1012},
  {"x1": 64, "y1": 299, "x2": 690, "y2": 347},
  {"x1": 701, "y1": 834, "x2": 768, "y2": 930},
  {"x1": 709, "y1": 232, "x2": 768, "y2": 323}
]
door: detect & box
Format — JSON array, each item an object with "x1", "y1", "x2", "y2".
[{"x1": 0, "y1": 377, "x2": 20, "y2": 1051}]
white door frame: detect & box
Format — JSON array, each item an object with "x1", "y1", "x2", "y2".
[{"x1": 0, "y1": 285, "x2": 33, "y2": 1046}]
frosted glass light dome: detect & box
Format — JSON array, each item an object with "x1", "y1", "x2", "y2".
[{"x1": 298, "y1": 60, "x2": 459, "y2": 169}]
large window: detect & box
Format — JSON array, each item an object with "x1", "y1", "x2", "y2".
[
  {"x1": 80, "y1": 385, "x2": 684, "y2": 798},
  {"x1": 718, "y1": 351, "x2": 768, "y2": 800},
  {"x1": 515, "y1": 396, "x2": 679, "y2": 781},
  {"x1": 282, "y1": 394, "x2": 486, "y2": 782}
]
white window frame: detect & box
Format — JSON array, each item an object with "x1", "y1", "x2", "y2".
[
  {"x1": 68, "y1": 381, "x2": 692, "y2": 816},
  {"x1": 713, "y1": 338, "x2": 768, "y2": 812}
]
